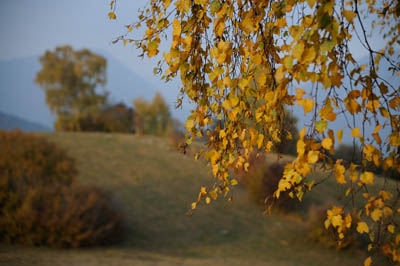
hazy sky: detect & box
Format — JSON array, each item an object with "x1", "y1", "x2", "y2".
[
  {"x1": 0, "y1": 0, "x2": 386, "y2": 75},
  {"x1": 0, "y1": 0, "x2": 159, "y2": 81}
]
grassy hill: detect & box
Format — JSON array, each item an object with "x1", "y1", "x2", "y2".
[{"x1": 0, "y1": 132, "x2": 391, "y2": 266}]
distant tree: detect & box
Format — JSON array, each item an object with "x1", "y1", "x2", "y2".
[
  {"x1": 35, "y1": 45, "x2": 108, "y2": 131},
  {"x1": 100, "y1": 102, "x2": 134, "y2": 133},
  {"x1": 133, "y1": 92, "x2": 171, "y2": 136}
]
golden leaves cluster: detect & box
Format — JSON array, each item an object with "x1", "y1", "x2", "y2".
[{"x1": 111, "y1": 0, "x2": 400, "y2": 264}]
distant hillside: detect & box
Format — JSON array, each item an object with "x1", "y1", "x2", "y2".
[
  {"x1": 0, "y1": 51, "x2": 157, "y2": 129},
  {"x1": 0, "y1": 111, "x2": 51, "y2": 132}
]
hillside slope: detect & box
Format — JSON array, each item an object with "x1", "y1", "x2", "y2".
[
  {"x1": 0, "y1": 133, "x2": 390, "y2": 266},
  {"x1": 0, "y1": 111, "x2": 51, "y2": 132}
]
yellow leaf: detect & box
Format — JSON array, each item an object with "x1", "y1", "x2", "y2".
[
  {"x1": 307, "y1": 151, "x2": 319, "y2": 164},
  {"x1": 371, "y1": 208, "x2": 382, "y2": 222},
  {"x1": 239, "y1": 78, "x2": 249, "y2": 90},
  {"x1": 306, "y1": 0, "x2": 316, "y2": 8},
  {"x1": 209, "y1": 189, "x2": 218, "y2": 200},
  {"x1": 337, "y1": 129, "x2": 343, "y2": 143},
  {"x1": 331, "y1": 215, "x2": 342, "y2": 228},
  {"x1": 357, "y1": 222, "x2": 369, "y2": 234},
  {"x1": 351, "y1": 128, "x2": 362, "y2": 138},
  {"x1": 303, "y1": 46, "x2": 316, "y2": 62},
  {"x1": 256, "y1": 73, "x2": 267, "y2": 87},
  {"x1": 297, "y1": 139, "x2": 306, "y2": 156},
  {"x1": 172, "y1": 19, "x2": 181, "y2": 36},
  {"x1": 298, "y1": 99, "x2": 314, "y2": 114},
  {"x1": 379, "y1": 107, "x2": 390, "y2": 118},
  {"x1": 108, "y1": 12, "x2": 117, "y2": 20},
  {"x1": 349, "y1": 163, "x2": 358, "y2": 182},
  {"x1": 240, "y1": 15, "x2": 256, "y2": 35},
  {"x1": 343, "y1": 10, "x2": 356, "y2": 22},
  {"x1": 244, "y1": 162, "x2": 249, "y2": 172},
  {"x1": 185, "y1": 119, "x2": 195, "y2": 131},
  {"x1": 293, "y1": 41, "x2": 305, "y2": 61},
  {"x1": 334, "y1": 161, "x2": 346, "y2": 184},
  {"x1": 253, "y1": 53, "x2": 262, "y2": 65},
  {"x1": 315, "y1": 120, "x2": 328, "y2": 133},
  {"x1": 364, "y1": 257, "x2": 372, "y2": 266},
  {"x1": 205, "y1": 197, "x2": 211, "y2": 204},
  {"x1": 383, "y1": 207, "x2": 393, "y2": 217},
  {"x1": 319, "y1": 102, "x2": 336, "y2": 121},
  {"x1": 388, "y1": 224, "x2": 395, "y2": 234},
  {"x1": 216, "y1": 53, "x2": 227, "y2": 65},
  {"x1": 229, "y1": 96, "x2": 239, "y2": 108},
  {"x1": 215, "y1": 20, "x2": 225, "y2": 37},
  {"x1": 344, "y1": 97, "x2": 361, "y2": 114},
  {"x1": 366, "y1": 99, "x2": 380, "y2": 112},
  {"x1": 222, "y1": 99, "x2": 231, "y2": 110},
  {"x1": 257, "y1": 134, "x2": 264, "y2": 149},
  {"x1": 175, "y1": 0, "x2": 190, "y2": 13},
  {"x1": 223, "y1": 76, "x2": 232, "y2": 88},
  {"x1": 231, "y1": 179, "x2": 238, "y2": 186},
  {"x1": 296, "y1": 88, "x2": 306, "y2": 100},
  {"x1": 360, "y1": 171, "x2": 374, "y2": 185},
  {"x1": 284, "y1": 56, "x2": 293, "y2": 70},
  {"x1": 275, "y1": 66, "x2": 285, "y2": 82},
  {"x1": 324, "y1": 219, "x2": 331, "y2": 229},
  {"x1": 191, "y1": 202, "x2": 197, "y2": 210},
  {"x1": 322, "y1": 138, "x2": 333, "y2": 150}
]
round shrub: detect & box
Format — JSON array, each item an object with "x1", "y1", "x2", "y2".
[
  {"x1": 0, "y1": 130, "x2": 77, "y2": 187},
  {"x1": 0, "y1": 130, "x2": 123, "y2": 247},
  {"x1": 2, "y1": 184, "x2": 122, "y2": 247},
  {"x1": 0, "y1": 130, "x2": 77, "y2": 222},
  {"x1": 240, "y1": 158, "x2": 296, "y2": 212}
]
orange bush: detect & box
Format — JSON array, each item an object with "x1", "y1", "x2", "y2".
[
  {"x1": 0, "y1": 130, "x2": 76, "y2": 187},
  {"x1": 2, "y1": 184, "x2": 122, "y2": 247},
  {"x1": 0, "y1": 130, "x2": 122, "y2": 247},
  {"x1": 238, "y1": 155, "x2": 296, "y2": 212}
]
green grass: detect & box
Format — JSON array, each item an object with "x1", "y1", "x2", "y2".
[{"x1": 0, "y1": 132, "x2": 392, "y2": 266}]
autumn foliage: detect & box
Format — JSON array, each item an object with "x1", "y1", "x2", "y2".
[
  {"x1": 110, "y1": 0, "x2": 400, "y2": 264},
  {"x1": 0, "y1": 130, "x2": 122, "y2": 247}
]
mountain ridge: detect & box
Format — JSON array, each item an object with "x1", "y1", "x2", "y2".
[{"x1": 0, "y1": 111, "x2": 51, "y2": 132}]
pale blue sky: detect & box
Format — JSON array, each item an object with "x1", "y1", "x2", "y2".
[
  {"x1": 0, "y1": 0, "x2": 385, "y2": 75},
  {"x1": 0, "y1": 0, "x2": 159, "y2": 81}
]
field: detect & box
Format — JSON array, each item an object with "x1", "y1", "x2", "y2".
[{"x1": 0, "y1": 132, "x2": 392, "y2": 265}]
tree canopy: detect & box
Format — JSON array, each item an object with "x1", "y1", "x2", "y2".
[
  {"x1": 109, "y1": 0, "x2": 400, "y2": 264},
  {"x1": 36, "y1": 45, "x2": 108, "y2": 131},
  {"x1": 133, "y1": 92, "x2": 172, "y2": 136}
]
